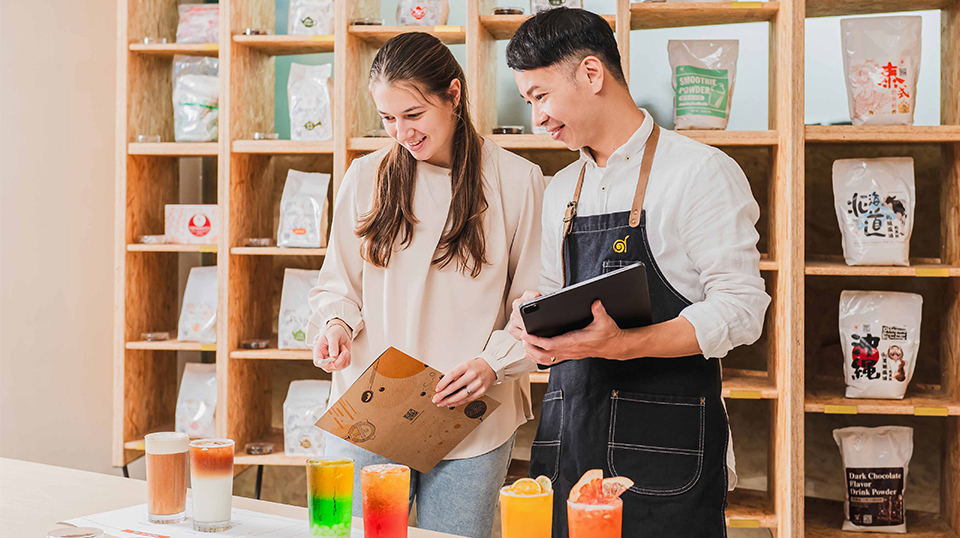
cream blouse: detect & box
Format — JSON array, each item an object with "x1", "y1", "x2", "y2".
[{"x1": 307, "y1": 138, "x2": 546, "y2": 459}]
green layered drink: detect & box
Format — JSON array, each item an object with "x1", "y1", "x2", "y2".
[{"x1": 307, "y1": 458, "x2": 354, "y2": 537}]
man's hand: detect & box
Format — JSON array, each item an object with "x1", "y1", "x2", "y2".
[
  {"x1": 508, "y1": 290, "x2": 541, "y2": 341},
  {"x1": 432, "y1": 358, "x2": 497, "y2": 407},
  {"x1": 522, "y1": 300, "x2": 627, "y2": 365}
]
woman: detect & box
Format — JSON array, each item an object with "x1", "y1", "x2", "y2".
[{"x1": 307, "y1": 32, "x2": 545, "y2": 537}]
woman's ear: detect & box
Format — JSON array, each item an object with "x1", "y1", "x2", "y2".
[{"x1": 447, "y1": 78, "x2": 462, "y2": 109}]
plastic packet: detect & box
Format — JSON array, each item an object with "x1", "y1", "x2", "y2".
[
  {"x1": 839, "y1": 291, "x2": 922, "y2": 400},
  {"x1": 841, "y1": 16, "x2": 922, "y2": 126},
  {"x1": 833, "y1": 426, "x2": 913, "y2": 532},
  {"x1": 531, "y1": 0, "x2": 582, "y2": 13},
  {"x1": 178, "y1": 266, "x2": 218, "y2": 343},
  {"x1": 668, "y1": 40, "x2": 739, "y2": 130},
  {"x1": 288, "y1": 0, "x2": 335, "y2": 35},
  {"x1": 278, "y1": 170, "x2": 331, "y2": 249},
  {"x1": 176, "y1": 4, "x2": 219, "y2": 43},
  {"x1": 173, "y1": 56, "x2": 219, "y2": 142},
  {"x1": 288, "y1": 63, "x2": 333, "y2": 141},
  {"x1": 279, "y1": 269, "x2": 320, "y2": 350},
  {"x1": 283, "y1": 380, "x2": 332, "y2": 457},
  {"x1": 833, "y1": 158, "x2": 914, "y2": 266},
  {"x1": 397, "y1": 0, "x2": 450, "y2": 25},
  {"x1": 176, "y1": 363, "x2": 217, "y2": 439}
]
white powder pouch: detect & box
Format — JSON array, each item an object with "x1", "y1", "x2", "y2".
[
  {"x1": 833, "y1": 426, "x2": 913, "y2": 533},
  {"x1": 839, "y1": 291, "x2": 922, "y2": 399},
  {"x1": 176, "y1": 363, "x2": 217, "y2": 439},
  {"x1": 173, "y1": 56, "x2": 219, "y2": 142},
  {"x1": 278, "y1": 170, "x2": 330, "y2": 249},
  {"x1": 833, "y1": 158, "x2": 915, "y2": 266},
  {"x1": 178, "y1": 266, "x2": 218, "y2": 344},
  {"x1": 284, "y1": 380, "x2": 332, "y2": 457},
  {"x1": 176, "y1": 4, "x2": 219, "y2": 43},
  {"x1": 279, "y1": 269, "x2": 320, "y2": 350},
  {"x1": 841, "y1": 16, "x2": 922, "y2": 126},
  {"x1": 288, "y1": 63, "x2": 333, "y2": 141},
  {"x1": 531, "y1": 0, "x2": 582, "y2": 13},
  {"x1": 397, "y1": 0, "x2": 450, "y2": 25},
  {"x1": 288, "y1": 0, "x2": 334, "y2": 35},
  {"x1": 165, "y1": 204, "x2": 219, "y2": 245},
  {"x1": 668, "y1": 40, "x2": 739, "y2": 130}
]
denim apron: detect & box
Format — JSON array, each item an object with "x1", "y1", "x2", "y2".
[{"x1": 529, "y1": 124, "x2": 729, "y2": 538}]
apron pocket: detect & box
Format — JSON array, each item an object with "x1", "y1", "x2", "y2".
[
  {"x1": 602, "y1": 259, "x2": 640, "y2": 274},
  {"x1": 607, "y1": 390, "x2": 704, "y2": 496},
  {"x1": 530, "y1": 390, "x2": 563, "y2": 482}
]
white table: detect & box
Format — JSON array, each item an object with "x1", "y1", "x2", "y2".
[{"x1": 0, "y1": 458, "x2": 461, "y2": 538}]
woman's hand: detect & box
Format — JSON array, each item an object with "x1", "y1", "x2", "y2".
[
  {"x1": 313, "y1": 323, "x2": 352, "y2": 372},
  {"x1": 432, "y1": 358, "x2": 496, "y2": 407}
]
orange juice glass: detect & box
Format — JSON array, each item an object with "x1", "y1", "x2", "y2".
[
  {"x1": 567, "y1": 497, "x2": 623, "y2": 538},
  {"x1": 500, "y1": 485, "x2": 552, "y2": 538}
]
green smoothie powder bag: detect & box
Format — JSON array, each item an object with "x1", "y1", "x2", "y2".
[{"x1": 668, "y1": 40, "x2": 739, "y2": 130}]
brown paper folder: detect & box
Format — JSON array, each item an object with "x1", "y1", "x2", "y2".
[{"x1": 316, "y1": 347, "x2": 501, "y2": 473}]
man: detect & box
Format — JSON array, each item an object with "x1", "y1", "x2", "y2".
[{"x1": 505, "y1": 8, "x2": 771, "y2": 538}]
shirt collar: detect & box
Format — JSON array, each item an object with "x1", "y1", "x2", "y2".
[{"x1": 578, "y1": 108, "x2": 654, "y2": 168}]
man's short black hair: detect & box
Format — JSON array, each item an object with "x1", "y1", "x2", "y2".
[{"x1": 506, "y1": 7, "x2": 627, "y2": 87}]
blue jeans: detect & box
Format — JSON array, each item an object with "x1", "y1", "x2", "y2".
[{"x1": 323, "y1": 432, "x2": 516, "y2": 538}]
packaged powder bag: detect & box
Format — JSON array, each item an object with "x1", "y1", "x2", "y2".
[
  {"x1": 833, "y1": 158, "x2": 915, "y2": 266},
  {"x1": 841, "y1": 16, "x2": 922, "y2": 126},
  {"x1": 531, "y1": 0, "x2": 582, "y2": 14},
  {"x1": 277, "y1": 170, "x2": 331, "y2": 249},
  {"x1": 668, "y1": 40, "x2": 739, "y2": 130},
  {"x1": 173, "y1": 56, "x2": 219, "y2": 142},
  {"x1": 833, "y1": 426, "x2": 913, "y2": 533},
  {"x1": 839, "y1": 291, "x2": 922, "y2": 399},
  {"x1": 288, "y1": 63, "x2": 333, "y2": 141},
  {"x1": 165, "y1": 204, "x2": 219, "y2": 245},
  {"x1": 279, "y1": 269, "x2": 320, "y2": 350},
  {"x1": 397, "y1": 0, "x2": 450, "y2": 25},
  {"x1": 288, "y1": 0, "x2": 334, "y2": 36},
  {"x1": 176, "y1": 4, "x2": 219, "y2": 43},
  {"x1": 178, "y1": 266, "x2": 218, "y2": 344},
  {"x1": 284, "y1": 380, "x2": 332, "y2": 457},
  {"x1": 176, "y1": 363, "x2": 217, "y2": 439}
]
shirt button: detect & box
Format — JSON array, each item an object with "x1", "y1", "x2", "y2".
[
  {"x1": 625, "y1": 156, "x2": 630, "y2": 161},
  {"x1": 601, "y1": 186, "x2": 606, "y2": 191}
]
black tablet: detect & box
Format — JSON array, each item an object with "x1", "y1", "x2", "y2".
[{"x1": 520, "y1": 262, "x2": 652, "y2": 338}]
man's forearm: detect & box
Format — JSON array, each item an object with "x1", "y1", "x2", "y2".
[{"x1": 612, "y1": 316, "x2": 703, "y2": 360}]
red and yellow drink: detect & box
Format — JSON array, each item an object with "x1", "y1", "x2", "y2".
[
  {"x1": 500, "y1": 476, "x2": 553, "y2": 538},
  {"x1": 566, "y1": 469, "x2": 633, "y2": 538},
  {"x1": 360, "y1": 464, "x2": 410, "y2": 538},
  {"x1": 307, "y1": 458, "x2": 354, "y2": 537}
]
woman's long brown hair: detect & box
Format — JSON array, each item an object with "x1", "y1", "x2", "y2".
[{"x1": 358, "y1": 32, "x2": 488, "y2": 277}]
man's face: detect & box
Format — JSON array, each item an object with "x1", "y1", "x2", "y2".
[{"x1": 513, "y1": 61, "x2": 592, "y2": 151}]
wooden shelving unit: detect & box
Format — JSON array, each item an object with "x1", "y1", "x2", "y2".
[{"x1": 113, "y1": 1, "x2": 959, "y2": 537}]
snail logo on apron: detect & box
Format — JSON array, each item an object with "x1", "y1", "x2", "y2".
[{"x1": 613, "y1": 236, "x2": 629, "y2": 253}]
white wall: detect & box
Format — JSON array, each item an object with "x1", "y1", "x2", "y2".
[{"x1": 0, "y1": 0, "x2": 119, "y2": 475}]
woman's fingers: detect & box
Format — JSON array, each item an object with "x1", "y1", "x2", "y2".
[
  {"x1": 313, "y1": 339, "x2": 331, "y2": 368},
  {"x1": 433, "y1": 363, "x2": 467, "y2": 395},
  {"x1": 437, "y1": 379, "x2": 483, "y2": 407},
  {"x1": 433, "y1": 369, "x2": 475, "y2": 405}
]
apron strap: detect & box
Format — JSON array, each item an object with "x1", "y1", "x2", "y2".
[{"x1": 560, "y1": 121, "x2": 661, "y2": 284}]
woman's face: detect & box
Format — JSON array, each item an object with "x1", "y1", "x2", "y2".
[{"x1": 372, "y1": 79, "x2": 460, "y2": 168}]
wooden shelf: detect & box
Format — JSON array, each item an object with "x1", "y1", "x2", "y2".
[
  {"x1": 630, "y1": 2, "x2": 780, "y2": 31},
  {"x1": 232, "y1": 140, "x2": 335, "y2": 154},
  {"x1": 230, "y1": 342, "x2": 311, "y2": 360},
  {"x1": 127, "y1": 243, "x2": 217, "y2": 253},
  {"x1": 479, "y1": 14, "x2": 616, "y2": 40},
  {"x1": 234, "y1": 429, "x2": 310, "y2": 466},
  {"x1": 805, "y1": 125, "x2": 960, "y2": 144},
  {"x1": 232, "y1": 34, "x2": 334, "y2": 55},
  {"x1": 128, "y1": 42, "x2": 219, "y2": 57},
  {"x1": 348, "y1": 25, "x2": 465, "y2": 46},
  {"x1": 806, "y1": 0, "x2": 956, "y2": 19},
  {"x1": 805, "y1": 496, "x2": 958, "y2": 538},
  {"x1": 805, "y1": 379, "x2": 960, "y2": 416},
  {"x1": 726, "y1": 488, "x2": 777, "y2": 529},
  {"x1": 125, "y1": 339, "x2": 215, "y2": 351},
  {"x1": 805, "y1": 256, "x2": 960, "y2": 277},
  {"x1": 128, "y1": 142, "x2": 218, "y2": 156},
  {"x1": 533, "y1": 368, "x2": 777, "y2": 399},
  {"x1": 230, "y1": 247, "x2": 327, "y2": 256}
]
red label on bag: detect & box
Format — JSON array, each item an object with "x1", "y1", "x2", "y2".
[
  {"x1": 411, "y1": 5, "x2": 426, "y2": 19},
  {"x1": 189, "y1": 213, "x2": 211, "y2": 237}
]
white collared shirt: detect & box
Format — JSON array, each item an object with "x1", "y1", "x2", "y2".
[{"x1": 539, "y1": 110, "x2": 771, "y2": 489}]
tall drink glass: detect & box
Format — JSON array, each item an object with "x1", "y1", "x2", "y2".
[
  {"x1": 500, "y1": 485, "x2": 552, "y2": 538},
  {"x1": 567, "y1": 497, "x2": 623, "y2": 538},
  {"x1": 360, "y1": 464, "x2": 409, "y2": 538},
  {"x1": 189, "y1": 439, "x2": 235, "y2": 532},
  {"x1": 145, "y1": 432, "x2": 189, "y2": 524},
  {"x1": 307, "y1": 458, "x2": 354, "y2": 537}
]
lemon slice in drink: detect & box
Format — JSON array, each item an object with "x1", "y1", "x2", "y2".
[
  {"x1": 510, "y1": 478, "x2": 542, "y2": 495},
  {"x1": 535, "y1": 475, "x2": 553, "y2": 493}
]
